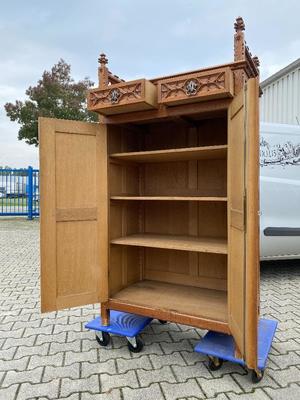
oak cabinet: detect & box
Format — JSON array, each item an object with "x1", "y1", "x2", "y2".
[{"x1": 40, "y1": 17, "x2": 260, "y2": 370}]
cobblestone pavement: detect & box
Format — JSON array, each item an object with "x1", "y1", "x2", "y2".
[{"x1": 0, "y1": 218, "x2": 300, "y2": 400}]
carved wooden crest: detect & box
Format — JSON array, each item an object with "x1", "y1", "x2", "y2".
[
  {"x1": 158, "y1": 68, "x2": 234, "y2": 105},
  {"x1": 87, "y1": 79, "x2": 157, "y2": 115}
]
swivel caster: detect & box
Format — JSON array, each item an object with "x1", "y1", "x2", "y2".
[
  {"x1": 95, "y1": 331, "x2": 110, "y2": 347},
  {"x1": 158, "y1": 319, "x2": 167, "y2": 324},
  {"x1": 208, "y1": 356, "x2": 223, "y2": 371},
  {"x1": 127, "y1": 336, "x2": 144, "y2": 353},
  {"x1": 251, "y1": 369, "x2": 264, "y2": 383}
]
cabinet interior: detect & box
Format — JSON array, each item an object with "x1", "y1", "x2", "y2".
[{"x1": 107, "y1": 113, "x2": 229, "y2": 322}]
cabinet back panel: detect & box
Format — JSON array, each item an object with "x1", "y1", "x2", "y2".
[
  {"x1": 143, "y1": 159, "x2": 227, "y2": 197},
  {"x1": 110, "y1": 202, "x2": 140, "y2": 239},
  {"x1": 110, "y1": 201, "x2": 227, "y2": 239},
  {"x1": 109, "y1": 246, "x2": 140, "y2": 296},
  {"x1": 144, "y1": 248, "x2": 227, "y2": 291},
  {"x1": 110, "y1": 162, "x2": 140, "y2": 196},
  {"x1": 107, "y1": 117, "x2": 227, "y2": 154},
  {"x1": 108, "y1": 125, "x2": 144, "y2": 154}
]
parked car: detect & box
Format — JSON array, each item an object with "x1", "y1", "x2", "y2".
[{"x1": 260, "y1": 122, "x2": 300, "y2": 259}]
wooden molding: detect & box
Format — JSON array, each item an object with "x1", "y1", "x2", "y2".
[
  {"x1": 88, "y1": 79, "x2": 158, "y2": 115},
  {"x1": 158, "y1": 67, "x2": 234, "y2": 106}
]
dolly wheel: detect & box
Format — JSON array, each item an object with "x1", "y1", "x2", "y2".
[
  {"x1": 208, "y1": 356, "x2": 223, "y2": 371},
  {"x1": 251, "y1": 369, "x2": 264, "y2": 383},
  {"x1": 127, "y1": 336, "x2": 144, "y2": 353},
  {"x1": 96, "y1": 331, "x2": 110, "y2": 347},
  {"x1": 158, "y1": 319, "x2": 167, "y2": 324}
]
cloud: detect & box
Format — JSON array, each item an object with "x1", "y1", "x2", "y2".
[{"x1": 1, "y1": 0, "x2": 300, "y2": 167}]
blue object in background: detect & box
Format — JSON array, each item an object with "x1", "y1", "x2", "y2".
[
  {"x1": 0, "y1": 166, "x2": 39, "y2": 219},
  {"x1": 85, "y1": 310, "x2": 152, "y2": 338},
  {"x1": 194, "y1": 318, "x2": 278, "y2": 371}
]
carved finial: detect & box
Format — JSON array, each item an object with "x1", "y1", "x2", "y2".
[
  {"x1": 252, "y1": 56, "x2": 260, "y2": 67},
  {"x1": 98, "y1": 53, "x2": 109, "y2": 89},
  {"x1": 234, "y1": 17, "x2": 245, "y2": 32},
  {"x1": 98, "y1": 53, "x2": 108, "y2": 66}
]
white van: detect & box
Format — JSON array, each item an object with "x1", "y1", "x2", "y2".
[{"x1": 260, "y1": 122, "x2": 300, "y2": 259}]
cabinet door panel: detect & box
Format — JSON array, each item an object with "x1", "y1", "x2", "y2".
[
  {"x1": 39, "y1": 118, "x2": 108, "y2": 312},
  {"x1": 228, "y1": 78, "x2": 259, "y2": 368}
]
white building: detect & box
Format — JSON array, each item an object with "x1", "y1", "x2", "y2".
[{"x1": 260, "y1": 58, "x2": 300, "y2": 125}]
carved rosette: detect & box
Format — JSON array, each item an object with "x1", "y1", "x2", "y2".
[
  {"x1": 89, "y1": 82, "x2": 142, "y2": 108},
  {"x1": 159, "y1": 70, "x2": 231, "y2": 104}
]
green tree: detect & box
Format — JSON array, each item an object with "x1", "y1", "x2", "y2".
[{"x1": 5, "y1": 59, "x2": 97, "y2": 146}]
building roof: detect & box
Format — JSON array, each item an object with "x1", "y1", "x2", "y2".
[{"x1": 261, "y1": 58, "x2": 300, "y2": 88}]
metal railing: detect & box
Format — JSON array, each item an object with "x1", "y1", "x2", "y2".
[{"x1": 0, "y1": 166, "x2": 39, "y2": 219}]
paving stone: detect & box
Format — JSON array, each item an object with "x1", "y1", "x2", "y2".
[
  {"x1": 161, "y1": 378, "x2": 204, "y2": 400},
  {"x1": 2, "y1": 334, "x2": 36, "y2": 349},
  {"x1": 264, "y1": 383, "x2": 300, "y2": 399},
  {"x1": 198, "y1": 375, "x2": 243, "y2": 397},
  {"x1": 60, "y1": 374, "x2": 100, "y2": 397},
  {"x1": 101, "y1": 370, "x2": 139, "y2": 392},
  {"x1": 1, "y1": 217, "x2": 300, "y2": 400},
  {"x1": 160, "y1": 339, "x2": 194, "y2": 354},
  {"x1": 37, "y1": 395, "x2": 80, "y2": 400},
  {"x1": 137, "y1": 365, "x2": 176, "y2": 386},
  {"x1": 23, "y1": 325, "x2": 53, "y2": 337},
  {"x1": 0, "y1": 346, "x2": 16, "y2": 360},
  {"x1": 81, "y1": 359, "x2": 116, "y2": 377},
  {"x1": 116, "y1": 354, "x2": 152, "y2": 373},
  {"x1": 49, "y1": 339, "x2": 81, "y2": 354},
  {"x1": 232, "y1": 370, "x2": 279, "y2": 392},
  {"x1": 28, "y1": 352, "x2": 63, "y2": 369},
  {"x1": 43, "y1": 363, "x2": 80, "y2": 382},
  {"x1": 0, "y1": 384, "x2": 19, "y2": 400},
  {"x1": 81, "y1": 389, "x2": 122, "y2": 399},
  {"x1": 122, "y1": 383, "x2": 164, "y2": 400},
  {"x1": 141, "y1": 331, "x2": 173, "y2": 345},
  {"x1": 67, "y1": 329, "x2": 92, "y2": 342},
  {"x1": 129, "y1": 342, "x2": 165, "y2": 357},
  {"x1": 17, "y1": 379, "x2": 60, "y2": 400},
  {"x1": 168, "y1": 328, "x2": 201, "y2": 342},
  {"x1": 228, "y1": 388, "x2": 270, "y2": 399},
  {"x1": 41, "y1": 316, "x2": 68, "y2": 327},
  {"x1": 270, "y1": 351, "x2": 300, "y2": 368},
  {"x1": 268, "y1": 365, "x2": 300, "y2": 386},
  {"x1": 35, "y1": 331, "x2": 67, "y2": 345},
  {"x1": 2, "y1": 366, "x2": 43, "y2": 387},
  {"x1": 15, "y1": 342, "x2": 49, "y2": 359},
  {"x1": 64, "y1": 349, "x2": 98, "y2": 365},
  {"x1": 209, "y1": 361, "x2": 246, "y2": 377},
  {"x1": 53, "y1": 322, "x2": 82, "y2": 334},
  {"x1": 0, "y1": 327, "x2": 24, "y2": 339},
  {"x1": 0, "y1": 355, "x2": 29, "y2": 372},
  {"x1": 172, "y1": 361, "x2": 211, "y2": 381},
  {"x1": 150, "y1": 352, "x2": 186, "y2": 368},
  {"x1": 181, "y1": 349, "x2": 207, "y2": 364}
]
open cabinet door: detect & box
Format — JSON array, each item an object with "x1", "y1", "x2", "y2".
[
  {"x1": 228, "y1": 78, "x2": 259, "y2": 369},
  {"x1": 39, "y1": 118, "x2": 108, "y2": 313}
]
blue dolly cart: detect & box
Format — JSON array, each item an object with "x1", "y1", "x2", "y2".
[
  {"x1": 86, "y1": 312, "x2": 277, "y2": 382},
  {"x1": 194, "y1": 318, "x2": 277, "y2": 382},
  {"x1": 85, "y1": 310, "x2": 166, "y2": 352}
]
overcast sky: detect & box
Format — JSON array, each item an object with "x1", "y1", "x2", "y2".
[{"x1": 1, "y1": 0, "x2": 300, "y2": 168}]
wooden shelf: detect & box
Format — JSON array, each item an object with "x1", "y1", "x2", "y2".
[
  {"x1": 110, "y1": 145, "x2": 227, "y2": 163},
  {"x1": 111, "y1": 196, "x2": 227, "y2": 201},
  {"x1": 111, "y1": 280, "x2": 228, "y2": 323},
  {"x1": 111, "y1": 233, "x2": 227, "y2": 254}
]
